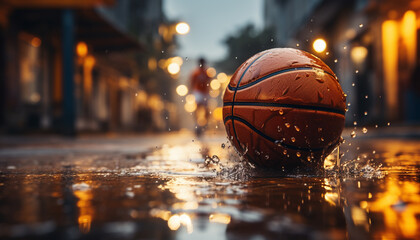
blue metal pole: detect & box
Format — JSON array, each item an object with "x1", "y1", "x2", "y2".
[{"x1": 62, "y1": 9, "x2": 75, "y2": 136}]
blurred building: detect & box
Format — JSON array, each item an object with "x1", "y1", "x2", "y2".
[
  {"x1": 265, "y1": 0, "x2": 420, "y2": 126},
  {"x1": 0, "y1": 0, "x2": 178, "y2": 134}
]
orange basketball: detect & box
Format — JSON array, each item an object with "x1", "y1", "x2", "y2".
[{"x1": 223, "y1": 48, "x2": 346, "y2": 170}]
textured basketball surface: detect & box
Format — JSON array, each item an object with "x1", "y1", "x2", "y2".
[{"x1": 223, "y1": 48, "x2": 346, "y2": 170}]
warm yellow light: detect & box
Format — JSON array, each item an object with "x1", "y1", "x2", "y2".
[
  {"x1": 210, "y1": 79, "x2": 221, "y2": 90},
  {"x1": 176, "y1": 22, "x2": 190, "y2": 35},
  {"x1": 168, "y1": 214, "x2": 181, "y2": 230},
  {"x1": 206, "y1": 67, "x2": 216, "y2": 78},
  {"x1": 171, "y1": 56, "x2": 183, "y2": 65},
  {"x1": 85, "y1": 55, "x2": 96, "y2": 67},
  {"x1": 148, "y1": 58, "x2": 157, "y2": 71},
  {"x1": 31, "y1": 37, "x2": 41, "y2": 47},
  {"x1": 382, "y1": 20, "x2": 399, "y2": 118},
  {"x1": 176, "y1": 85, "x2": 188, "y2": 96},
  {"x1": 209, "y1": 89, "x2": 220, "y2": 98},
  {"x1": 76, "y1": 42, "x2": 88, "y2": 57},
  {"x1": 185, "y1": 94, "x2": 195, "y2": 104},
  {"x1": 209, "y1": 213, "x2": 231, "y2": 224},
  {"x1": 212, "y1": 107, "x2": 223, "y2": 121},
  {"x1": 402, "y1": 11, "x2": 417, "y2": 68},
  {"x1": 184, "y1": 102, "x2": 197, "y2": 113},
  {"x1": 313, "y1": 38, "x2": 327, "y2": 53},
  {"x1": 217, "y1": 73, "x2": 228, "y2": 83},
  {"x1": 351, "y1": 46, "x2": 368, "y2": 64},
  {"x1": 168, "y1": 63, "x2": 180, "y2": 75}
]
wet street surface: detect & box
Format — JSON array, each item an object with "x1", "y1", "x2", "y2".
[{"x1": 0, "y1": 130, "x2": 419, "y2": 240}]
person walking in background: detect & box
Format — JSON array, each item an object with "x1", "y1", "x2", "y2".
[{"x1": 190, "y1": 58, "x2": 211, "y2": 136}]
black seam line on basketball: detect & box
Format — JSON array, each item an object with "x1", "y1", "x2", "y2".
[
  {"x1": 232, "y1": 52, "x2": 269, "y2": 150},
  {"x1": 223, "y1": 102, "x2": 345, "y2": 116},
  {"x1": 227, "y1": 67, "x2": 336, "y2": 91},
  {"x1": 224, "y1": 115, "x2": 325, "y2": 152}
]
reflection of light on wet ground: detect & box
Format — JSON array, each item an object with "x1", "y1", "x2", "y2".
[
  {"x1": 0, "y1": 136, "x2": 419, "y2": 239},
  {"x1": 72, "y1": 182, "x2": 93, "y2": 234}
]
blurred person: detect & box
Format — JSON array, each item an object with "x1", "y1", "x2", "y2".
[{"x1": 190, "y1": 58, "x2": 211, "y2": 136}]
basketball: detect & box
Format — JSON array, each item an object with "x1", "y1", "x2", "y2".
[{"x1": 223, "y1": 48, "x2": 346, "y2": 170}]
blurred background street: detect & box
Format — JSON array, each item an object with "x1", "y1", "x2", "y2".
[{"x1": 0, "y1": 0, "x2": 419, "y2": 239}]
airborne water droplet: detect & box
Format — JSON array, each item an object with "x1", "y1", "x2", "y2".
[
  {"x1": 294, "y1": 125, "x2": 300, "y2": 132},
  {"x1": 353, "y1": 121, "x2": 357, "y2": 126},
  {"x1": 296, "y1": 152, "x2": 301, "y2": 157},
  {"x1": 362, "y1": 127, "x2": 368, "y2": 134},
  {"x1": 283, "y1": 149, "x2": 287, "y2": 155},
  {"x1": 285, "y1": 123, "x2": 291, "y2": 128},
  {"x1": 351, "y1": 131, "x2": 356, "y2": 138},
  {"x1": 364, "y1": 111, "x2": 368, "y2": 116},
  {"x1": 320, "y1": 138, "x2": 324, "y2": 142},
  {"x1": 221, "y1": 143, "x2": 225, "y2": 149}
]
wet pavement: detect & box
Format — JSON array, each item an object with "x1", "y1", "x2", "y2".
[{"x1": 0, "y1": 129, "x2": 419, "y2": 240}]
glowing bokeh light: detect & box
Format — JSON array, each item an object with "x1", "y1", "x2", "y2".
[
  {"x1": 217, "y1": 73, "x2": 228, "y2": 83},
  {"x1": 185, "y1": 94, "x2": 195, "y2": 104},
  {"x1": 351, "y1": 46, "x2": 368, "y2": 64},
  {"x1": 76, "y1": 42, "x2": 88, "y2": 57},
  {"x1": 184, "y1": 102, "x2": 197, "y2": 113},
  {"x1": 176, "y1": 85, "x2": 188, "y2": 96},
  {"x1": 313, "y1": 38, "x2": 327, "y2": 53},
  {"x1": 206, "y1": 67, "x2": 216, "y2": 78},
  {"x1": 168, "y1": 63, "x2": 180, "y2": 75},
  {"x1": 210, "y1": 79, "x2": 221, "y2": 90},
  {"x1": 175, "y1": 22, "x2": 190, "y2": 35}
]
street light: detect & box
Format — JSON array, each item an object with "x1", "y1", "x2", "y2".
[
  {"x1": 175, "y1": 22, "x2": 190, "y2": 35},
  {"x1": 313, "y1": 38, "x2": 327, "y2": 53}
]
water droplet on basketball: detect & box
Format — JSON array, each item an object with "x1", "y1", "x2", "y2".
[
  {"x1": 316, "y1": 78, "x2": 324, "y2": 83},
  {"x1": 291, "y1": 137, "x2": 296, "y2": 142},
  {"x1": 221, "y1": 143, "x2": 225, "y2": 149},
  {"x1": 285, "y1": 123, "x2": 291, "y2": 128},
  {"x1": 351, "y1": 131, "x2": 356, "y2": 138},
  {"x1": 296, "y1": 152, "x2": 301, "y2": 157},
  {"x1": 294, "y1": 126, "x2": 300, "y2": 132},
  {"x1": 318, "y1": 91, "x2": 324, "y2": 100},
  {"x1": 282, "y1": 87, "x2": 289, "y2": 95},
  {"x1": 295, "y1": 75, "x2": 301, "y2": 80},
  {"x1": 283, "y1": 150, "x2": 287, "y2": 155},
  {"x1": 279, "y1": 109, "x2": 284, "y2": 115}
]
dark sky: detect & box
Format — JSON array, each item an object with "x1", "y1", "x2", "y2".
[{"x1": 163, "y1": 0, "x2": 264, "y2": 62}]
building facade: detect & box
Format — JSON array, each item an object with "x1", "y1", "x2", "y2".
[
  {"x1": 0, "y1": 0, "x2": 177, "y2": 134},
  {"x1": 265, "y1": 0, "x2": 420, "y2": 126}
]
